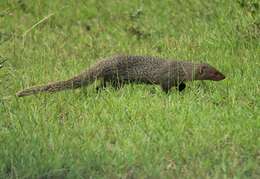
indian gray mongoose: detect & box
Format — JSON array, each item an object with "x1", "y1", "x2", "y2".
[{"x1": 16, "y1": 55, "x2": 225, "y2": 97}]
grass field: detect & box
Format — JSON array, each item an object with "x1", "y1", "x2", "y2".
[{"x1": 0, "y1": 0, "x2": 259, "y2": 178}]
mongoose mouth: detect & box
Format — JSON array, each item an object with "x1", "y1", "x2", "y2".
[{"x1": 213, "y1": 72, "x2": 225, "y2": 81}]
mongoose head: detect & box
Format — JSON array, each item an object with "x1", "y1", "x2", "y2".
[{"x1": 195, "y1": 64, "x2": 225, "y2": 81}]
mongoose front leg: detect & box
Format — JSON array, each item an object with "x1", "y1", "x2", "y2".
[
  {"x1": 160, "y1": 81, "x2": 174, "y2": 93},
  {"x1": 177, "y1": 82, "x2": 186, "y2": 92}
]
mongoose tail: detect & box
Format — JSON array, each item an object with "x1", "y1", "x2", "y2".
[
  {"x1": 16, "y1": 79, "x2": 80, "y2": 97},
  {"x1": 16, "y1": 63, "x2": 102, "y2": 97},
  {"x1": 16, "y1": 75, "x2": 89, "y2": 97}
]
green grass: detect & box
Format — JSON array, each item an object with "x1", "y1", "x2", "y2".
[{"x1": 0, "y1": 0, "x2": 259, "y2": 178}]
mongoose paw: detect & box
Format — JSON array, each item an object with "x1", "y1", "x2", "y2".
[
  {"x1": 96, "y1": 86, "x2": 105, "y2": 92},
  {"x1": 178, "y1": 82, "x2": 186, "y2": 92},
  {"x1": 161, "y1": 86, "x2": 170, "y2": 94},
  {"x1": 111, "y1": 80, "x2": 124, "y2": 90}
]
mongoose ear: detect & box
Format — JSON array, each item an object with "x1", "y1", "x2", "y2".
[{"x1": 199, "y1": 65, "x2": 207, "y2": 75}]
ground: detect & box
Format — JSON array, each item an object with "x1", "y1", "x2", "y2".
[{"x1": 0, "y1": 0, "x2": 259, "y2": 178}]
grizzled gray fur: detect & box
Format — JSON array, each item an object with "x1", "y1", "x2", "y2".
[{"x1": 16, "y1": 55, "x2": 225, "y2": 97}]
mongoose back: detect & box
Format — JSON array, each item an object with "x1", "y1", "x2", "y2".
[{"x1": 16, "y1": 55, "x2": 225, "y2": 97}]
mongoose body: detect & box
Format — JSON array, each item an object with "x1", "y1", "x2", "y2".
[{"x1": 16, "y1": 55, "x2": 225, "y2": 97}]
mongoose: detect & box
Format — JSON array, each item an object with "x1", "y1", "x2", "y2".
[{"x1": 16, "y1": 55, "x2": 225, "y2": 97}]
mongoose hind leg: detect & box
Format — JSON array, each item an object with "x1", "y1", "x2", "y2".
[
  {"x1": 160, "y1": 81, "x2": 174, "y2": 93},
  {"x1": 96, "y1": 79, "x2": 107, "y2": 92},
  {"x1": 111, "y1": 79, "x2": 124, "y2": 90},
  {"x1": 177, "y1": 82, "x2": 186, "y2": 92},
  {"x1": 96, "y1": 79, "x2": 124, "y2": 91}
]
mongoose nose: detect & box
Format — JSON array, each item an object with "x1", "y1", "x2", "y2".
[
  {"x1": 218, "y1": 73, "x2": 225, "y2": 81},
  {"x1": 214, "y1": 71, "x2": 225, "y2": 81}
]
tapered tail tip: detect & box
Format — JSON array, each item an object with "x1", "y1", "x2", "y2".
[
  {"x1": 16, "y1": 91, "x2": 24, "y2": 97},
  {"x1": 16, "y1": 90, "x2": 33, "y2": 97}
]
